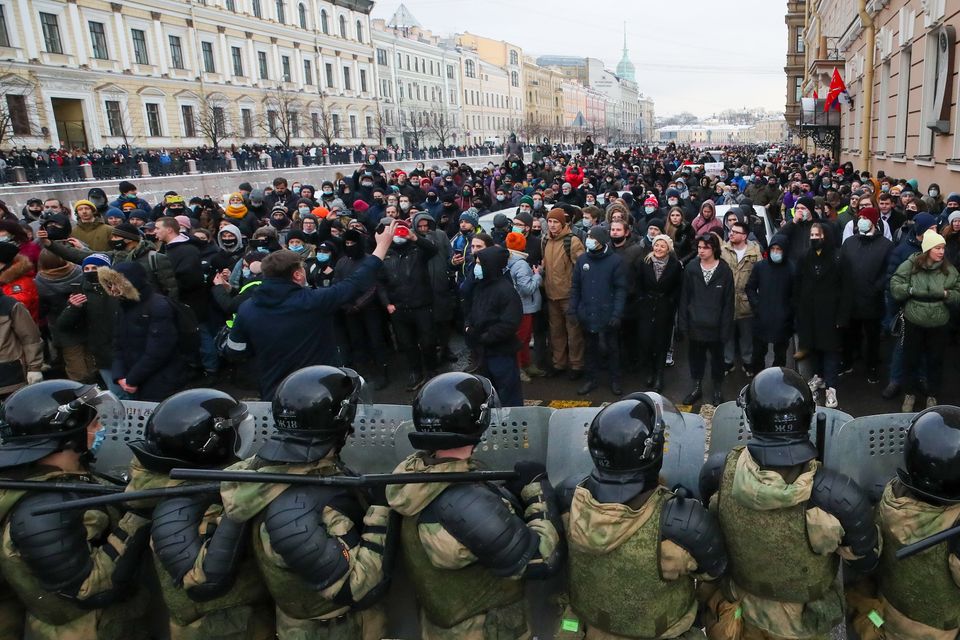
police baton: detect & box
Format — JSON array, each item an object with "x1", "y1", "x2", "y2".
[
  {"x1": 895, "y1": 523, "x2": 960, "y2": 560},
  {"x1": 169, "y1": 468, "x2": 520, "y2": 486},
  {"x1": 29, "y1": 483, "x2": 222, "y2": 516},
  {"x1": 0, "y1": 479, "x2": 125, "y2": 494}
]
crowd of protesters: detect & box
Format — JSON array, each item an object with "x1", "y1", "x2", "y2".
[
  {"x1": 0, "y1": 136, "x2": 956, "y2": 413},
  {"x1": 0, "y1": 139, "x2": 548, "y2": 184}
]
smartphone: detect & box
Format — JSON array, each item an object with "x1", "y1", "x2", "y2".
[{"x1": 70, "y1": 282, "x2": 82, "y2": 295}]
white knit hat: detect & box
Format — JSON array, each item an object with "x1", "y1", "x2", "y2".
[
  {"x1": 921, "y1": 229, "x2": 946, "y2": 253},
  {"x1": 652, "y1": 234, "x2": 674, "y2": 253}
]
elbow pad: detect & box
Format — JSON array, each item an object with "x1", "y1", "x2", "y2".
[
  {"x1": 262, "y1": 486, "x2": 349, "y2": 591},
  {"x1": 661, "y1": 496, "x2": 728, "y2": 579},
  {"x1": 151, "y1": 496, "x2": 209, "y2": 585},
  {"x1": 188, "y1": 515, "x2": 251, "y2": 602},
  {"x1": 809, "y1": 468, "x2": 879, "y2": 571}
]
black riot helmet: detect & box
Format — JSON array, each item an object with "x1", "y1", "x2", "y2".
[
  {"x1": 586, "y1": 393, "x2": 666, "y2": 503},
  {"x1": 740, "y1": 367, "x2": 817, "y2": 467},
  {"x1": 898, "y1": 405, "x2": 960, "y2": 504},
  {"x1": 260, "y1": 366, "x2": 362, "y2": 463},
  {"x1": 410, "y1": 372, "x2": 496, "y2": 451},
  {"x1": 129, "y1": 389, "x2": 248, "y2": 472},
  {"x1": 0, "y1": 381, "x2": 102, "y2": 468}
]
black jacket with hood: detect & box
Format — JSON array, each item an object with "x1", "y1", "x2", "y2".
[{"x1": 466, "y1": 245, "x2": 522, "y2": 357}]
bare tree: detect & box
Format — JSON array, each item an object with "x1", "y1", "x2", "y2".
[
  {"x1": 404, "y1": 109, "x2": 426, "y2": 150},
  {"x1": 373, "y1": 100, "x2": 387, "y2": 147},
  {"x1": 312, "y1": 92, "x2": 336, "y2": 148},
  {"x1": 258, "y1": 86, "x2": 301, "y2": 147},
  {"x1": 195, "y1": 95, "x2": 233, "y2": 150},
  {"x1": 0, "y1": 71, "x2": 38, "y2": 149},
  {"x1": 426, "y1": 109, "x2": 456, "y2": 148}
]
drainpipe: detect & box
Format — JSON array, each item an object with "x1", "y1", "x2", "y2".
[{"x1": 858, "y1": 0, "x2": 875, "y2": 172}]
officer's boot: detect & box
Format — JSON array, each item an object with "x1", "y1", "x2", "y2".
[
  {"x1": 682, "y1": 381, "x2": 702, "y2": 405},
  {"x1": 373, "y1": 363, "x2": 389, "y2": 391}
]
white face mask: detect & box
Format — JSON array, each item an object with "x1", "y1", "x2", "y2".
[
  {"x1": 668, "y1": 198, "x2": 678, "y2": 206},
  {"x1": 645, "y1": 206, "x2": 656, "y2": 215},
  {"x1": 400, "y1": 202, "x2": 410, "y2": 211},
  {"x1": 473, "y1": 262, "x2": 484, "y2": 279},
  {"x1": 585, "y1": 238, "x2": 599, "y2": 251}
]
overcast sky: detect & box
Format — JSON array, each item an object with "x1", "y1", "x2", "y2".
[{"x1": 371, "y1": 0, "x2": 788, "y2": 118}]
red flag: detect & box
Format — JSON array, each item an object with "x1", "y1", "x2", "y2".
[{"x1": 824, "y1": 68, "x2": 848, "y2": 112}]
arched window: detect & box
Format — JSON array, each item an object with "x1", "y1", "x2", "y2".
[
  {"x1": 465, "y1": 59, "x2": 475, "y2": 78},
  {"x1": 339, "y1": 15, "x2": 346, "y2": 38},
  {"x1": 356, "y1": 20, "x2": 363, "y2": 42},
  {"x1": 320, "y1": 9, "x2": 328, "y2": 34},
  {"x1": 275, "y1": 0, "x2": 285, "y2": 23},
  {"x1": 298, "y1": 3, "x2": 306, "y2": 28},
  {"x1": 509, "y1": 50, "x2": 518, "y2": 65}
]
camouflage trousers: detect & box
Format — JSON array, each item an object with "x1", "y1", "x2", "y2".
[
  {"x1": 553, "y1": 604, "x2": 705, "y2": 640},
  {"x1": 24, "y1": 610, "x2": 152, "y2": 640},
  {"x1": 169, "y1": 603, "x2": 276, "y2": 640},
  {"x1": 0, "y1": 595, "x2": 22, "y2": 640},
  {"x1": 275, "y1": 604, "x2": 385, "y2": 640},
  {"x1": 422, "y1": 599, "x2": 530, "y2": 640}
]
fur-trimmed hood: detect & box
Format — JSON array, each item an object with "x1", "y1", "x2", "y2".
[
  {"x1": 97, "y1": 266, "x2": 141, "y2": 301},
  {"x1": 0, "y1": 254, "x2": 35, "y2": 285}
]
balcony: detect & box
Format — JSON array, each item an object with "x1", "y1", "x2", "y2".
[{"x1": 808, "y1": 37, "x2": 844, "y2": 87}]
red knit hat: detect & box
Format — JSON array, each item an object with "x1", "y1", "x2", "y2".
[
  {"x1": 506, "y1": 231, "x2": 527, "y2": 252},
  {"x1": 858, "y1": 207, "x2": 879, "y2": 226},
  {"x1": 352, "y1": 199, "x2": 370, "y2": 213},
  {"x1": 644, "y1": 195, "x2": 659, "y2": 208}
]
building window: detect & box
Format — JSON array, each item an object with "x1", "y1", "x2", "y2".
[
  {"x1": 447, "y1": 64, "x2": 454, "y2": 79},
  {"x1": 258, "y1": 51, "x2": 268, "y2": 79},
  {"x1": 213, "y1": 106, "x2": 226, "y2": 137},
  {"x1": 242, "y1": 108, "x2": 253, "y2": 137},
  {"x1": 288, "y1": 111, "x2": 299, "y2": 137},
  {"x1": 267, "y1": 110, "x2": 277, "y2": 135},
  {"x1": 343, "y1": 66, "x2": 351, "y2": 90},
  {"x1": 89, "y1": 21, "x2": 108, "y2": 59},
  {"x1": 511, "y1": 70, "x2": 518, "y2": 87},
  {"x1": 226, "y1": 0, "x2": 236, "y2": 10},
  {"x1": 465, "y1": 59, "x2": 475, "y2": 78},
  {"x1": 311, "y1": 112, "x2": 320, "y2": 137},
  {"x1": 181, "y1": 104, "x2": 196, "y2": 137},
  {"x1": 380, "y1": 79, "x2": 389, "y2": 97},
  {"x1": 796, "y1": 28, "x2": 805, "y2": 53},
  {"x1": 794, "y1": 77, "x2": 802, "y2": 102},
  {"x1": 349, "y1": 114, "x2": 357, "y2": 138},
  {"x1": 0, "y1": 7, "x2": 9, "y2": 47},
  {"x1": 339, "y1": 15, "x2": 347, "y2": 38},
  {"x1": 145, "y1": 103, "x2": 162, "y2": 137},
  {"x1": 376, "y1": 48, "x2": 387, "y2": 66},
  {"x1": 509, "y1": 50, "x2": 518, "y2": 65},
  {"x1": 252, "y1": 0, "x2": 261, "y2": 18},
  {"x1": 320, "y1": 9, "x2": 328, "y2": 34},
  {"x1": 6, "y1": 95, "x2": 28, "y2": 135},
  {"x1": 105, "y1": 100, "x2": 123, "y2": 136},
  {"x1": 281, "y1": 55, "x2": 291, "y2": 82},
  {"x1": 231, "y1": 46, "x2": 243, "y2": 76},
  {"x1": 303, "y1": 59, "x2": 312, "y2": 85},
  {"x1": 169, "y1": 35, "x2": 184, "y2": 69},
  {"x1": 331, "y1": 113, "x2": 340, "y2": 136},
  {"x1": 39, "y1": 12, "x2": 62, "y2": 54},
  {"x1": 275, "y1": 0, "x2": 285, "y2": 23},
  {"x1": 131, "y1": 29, "x2": 149, "y2": 65},
  {"x1": 356, "y1": 20, "x2": 363, "y2": 42},
  {"x1": 894, "y1": 48, "x2": 911, "y2": 155},
  {"x1": 201, "y1": 41, "x2": 216, "y2": 73},
  {"x1": 414, "y1": 58, "x2": 419, "y2": 73},
  {"x1": 298, "y1": 3, "x2": 306, "y2": 28},
  {"x1": 366, "y1": 115, "x2": 373, "y2": 137},
  {"x1": 360, "y1": 69, "x2": 367, "y2": 93}
]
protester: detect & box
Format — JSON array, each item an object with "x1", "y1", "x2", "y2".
[
  {"x1": 636, "y1": 234, "x2": 683, "y2": 392},
  {"x1": 543, "y1": 207, "x2": 585, "y2": 378},
  {"x1": 746, "y1": 235, "x2": 793, "y2": 370},
  {"x1": 720, "y1": 220, "x2": 762, "y2": 376}
]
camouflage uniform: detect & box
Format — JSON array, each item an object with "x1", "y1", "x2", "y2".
[
  {"x1": 126, "y1": 458, "x2": 275, "y2": 640},
  {"x1": 0, "y1": 571, "x2": 23, "y2": 640},
  {"x1": 220, "y1": 455, "x2": 392, "y2": 640},
  {"x1": 705, "y1": 447, "x2": 872, "y2": 640},
  {"x1": 848, "y1": 479, "x2": 960, "y2": 640},
  {"x1": 387, "y1": 452, "x2": 562, "y2": 640},
  {"x1": 0, "y1": 467, "x2": 151, "y2": 640},
  {"x1": 556, "y1": 485, "x2": 707, "y2": 640}
]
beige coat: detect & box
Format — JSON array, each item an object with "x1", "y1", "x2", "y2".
[
  {"x1": 542, "y1": 226, "x2": 585, "y2": 301},
  {"x1": 721, "y1": 241, "x2": 762, "y2": 319},
  {"x1": 0, "y1": 296, "x2": 42, "y2": 395}
]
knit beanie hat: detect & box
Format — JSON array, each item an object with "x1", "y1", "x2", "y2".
[
  {"x1": 175, "y1": 215, "x2": 192, "y2": 230},
  {"x1": 857, "y1": 207, "x2": 879, "y2": 226},
  {"x1": 921, "y1": 230, "x2": 946, "y2": 253},
  {"x1": 948, "y1": 211, "x2": 960, "y2": 225},
  {"x1": 914, "y1": 212, "x2": 937, "y2": 235},
  {"x1": 82, "y1": 253, "x2": 112, "y2": 269},
  {"x1": 111, "y1": 223, "x2": 141, "y2": 242},
  {"x1": 352, "y1": 199, "x2": 370, "y2": 214},
  {"x1": 118, "y1": 181, "x2": 136, "y2": 195},
  {"x1": 947, "y1": 193, "x2": 960, "y2": 205},
  {"x1": 459, "y1": 209, "x2": 479, "y2": 228},
  {"x1": 547, "y1": 208, "x2": 567, "y2": 224},
  {"x1": 646, "y1": 218, "x2": 665, "y2": 233},
  {"x1": 795, "y1": 197, "x2": 817, "y2": 214},
  {"x1": 73, "y1": 199, "x2": 96, "y2": 213},
  {"x1": 588, "y1": 226, "x2": 610, "y2": 247},
  {"x1": 311, "y1": 206, "x2": 330, "y2": 218},
  {"x1": 519, "y1": 195, "x2": 534, "y2": 208},
  {"x1": 651, "y1": 234, "x2": 674, "y2": 253},
  {"x1": 506, "y1": 231, "x2": 527, "y2": 252},
  {"x1": 643, "y1": 195, "x2": 659, "y2": 208},
  {"x1": 514, "y1": 211, "x2": 533, "y2": 227}
]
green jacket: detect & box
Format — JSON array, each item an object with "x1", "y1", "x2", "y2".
[{"x1": 890, "y1": 255, "x2": 960, "y2": 328}]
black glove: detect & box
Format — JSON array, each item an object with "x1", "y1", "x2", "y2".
[
  {"x1": 368, "y1": 483, "x2": 389, "y2": 507},
  {"x1": 506, "y1": 461, "x2": 546, "y2": 497}
]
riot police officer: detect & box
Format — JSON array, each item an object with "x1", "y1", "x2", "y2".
[
  {"x1": 699, "y1": 367, "x2": 879, "y2": 640},
  {"x1": 127, "y1": 388, "x2": 274, "y2": 640},
  {"x1": 0, "y1": 380, "x2": 152, "y2": 639},
  {"x1": 387, "y1": 371, "x2": 563, "y2": 639},
  {"x1": 852, "y1": 405, "x2": 960, "y2": 639},
  {"x1": 559, "y1": 393, "x2": 727, "y2": 639},
  {"x1": 219, "y1": 365, "x2": 396, "y2": 639}
]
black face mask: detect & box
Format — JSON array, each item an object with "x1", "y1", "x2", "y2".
[
  {"x1": 344, "y1": 243, "x2": 365, "y2": 259},
  {"x1": 110, "y1": 239, "x2": 128, "y2": 251},
  {"x1": 810, "y1": 238, "x2": 824, "y2": 250},
  {"x1": 144, "y1": 233, "x2": 157, "y2": 242},
  {"x1": 83, "y1": 271, "x2": 100, "y2": 284},
  {"x1": 221, "y1": 238, "x2": 239, "y2": 250}
]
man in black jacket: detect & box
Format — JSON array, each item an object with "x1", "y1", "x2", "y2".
[
  {"x1": 466, "y1": 245, "x2": 523, "y2": 406},
  {"x1": 378, "y1": 217, "x2": 438, "y2": 390}
]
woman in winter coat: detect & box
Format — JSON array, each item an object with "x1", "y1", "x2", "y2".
[
  {"x1": 0, "y1": 220, "x2": 40, "y2": 268},
  {"x1": 636, "y1": 234, "x2": 683, "y2": 392},
  {"x1": 505, "y1": 231, "x2": 542, "y2": 381},
  {"x1": 691, "y1": 200, "x2": 723, "y2": 238},
  {"x1": 794, "y1": 222, "x2": 843, "y2": 408},
  {"x1": 34, "y1": 250, "x2": 85, "y2": 381},
  {"x1": 665, "y1": 207, "x2": 695, "y2": 264},
  {"x1": 0, "y1": 242, "x2": 38, "y2": 324},
  {"x1": 890, "y1": 230, "x2": 960, "y2": 411},
  {"x1": 746, "y1": 234, "x2": 793, "y2": 370},
  {"x1": 99, "y1": 261, "x2": 182, "y2": 401}
]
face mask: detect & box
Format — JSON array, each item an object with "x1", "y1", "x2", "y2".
[
  {"x1": 271, "y1": 217, "x2": 289, "y2": 229},
  {"x1": 241, "y1": 267, "x2": 252, "y2": 279},
  {"x1": 668, "y1": 198, "x2": 678, "y2": 206},
  {"x1": 110, "y1": 239, "x2": 128, "y2": 251},
  {"x1": 289, "y1": 244, "x2": 305, "y2": 253},
  {"x1": 810, "y1": 238, "x2": 823, "y2": 250},
  {"x1": 322, "y1": 190, "x2": 333, "y2": 197},
  {"x1": 89, "y1": 426, "x2": 106, "y2": 455},
  {"x1": 930, "y1": 189, "x2": 940, "y2": 198},
  {"x1": 881, "y1": 184, "x2": 890, "y2": 192},
  {"x1": 596, "y1": 195, "x2": 605, "y2": 205},
  {"x1": 612, "y1": 235, "x2": 625, "y2": 245},
  {"x1": 770, "y1": 251, "x2": 783, "y2": 264},
  {"x1": 361, "y1": 181, "x2": 373, "y2": 188},
  {"x1": 645, "y1": 206, "x2": 656, "y2": 215},
  {"x1": 794, "y1": 209, "x2": 807, "y2": 221},
  {"x1": 316, "y1": 252, "x2": 330, "y2": 263},
  {"x1": 292, "y1": 186, "x2": 301, "y2": 195},
  {"x1": 256, "y1": 246, "x2": 269, "y2": 254},
  {"x1": 473, "y1": 263, "x2": 484, "y2": 280},
  {"x1": 496, "y1": 195, "x2": 506, "y2": 202},
  {"x1": 855, "y1": 218, "x2": 874, "y2": 234},
  {"x1": 533, "y1": 201, "x2": 543, "y2": 209},
  {"x1": 392, "y1": 237, "x2": 407, "y2": 245},
  {"x1": 83, "y1": 271, "x2": 100, "y2": 284},
  {"x1": 585, "y1": 238, "x2": 600, "y2": 251},
  {"x1": 427, "y1": 195, "x2": 437, "y2": 203},
  {"x1": 512, "y1": 226, "x2": 525, "y2": 234},
  {"x1": 299, "y1": 207, "x2": 311, "y2": 217},
  {"x1": 400, "y1": 202, "x2": 410, "y2": 211}
]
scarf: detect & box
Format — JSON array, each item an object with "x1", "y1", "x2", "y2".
[
  {"x1": 224, "y1": 203, "x2": 248, "y2": 219},
  {"x1": 651, "y1": 255, "x2": 667, "y2": 281}
]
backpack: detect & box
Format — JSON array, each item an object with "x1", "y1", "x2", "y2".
[
  {"x1": 542, "y1": 233, "x2": 573, "y2": 263},
  {"x1": 165, "y1": 298, "x2": 201, "y2": 354},
  {"x1": 147, "y1": 251, "x2": 177, "y2": 299}
]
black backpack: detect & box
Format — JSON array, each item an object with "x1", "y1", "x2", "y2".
[{"x1": 165, "y1": 298, "x2": 201, "y2": 354}]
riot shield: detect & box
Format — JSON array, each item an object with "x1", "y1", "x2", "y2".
[
  {"x1": 822, "y1": 413, "x2": 914, "y2": 501},
  {"x1": 92, "y1": 399, "x2": 155, "y2": 480},
  {"x1": 708, "y1": 400, "x2": 853, "y2": 458}
]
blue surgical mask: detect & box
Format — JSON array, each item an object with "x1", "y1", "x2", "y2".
[
  {"x1": 585, "y1": 238, "x2": 599, "y2": 251},
  {"x1": 512, "y1": 226, "x2": 525, "y2": 234},
  {"x1": 645, "y1": 206, "x2": 656, "y2": 215},
  {"x1": 857, "y1": 218, "x2": 872, "y2": 234},
  {"x1": 242, "y1": 267, "x2": 251, "y2": 278},
  {"x1": 299, "y1": 206, "x2": 311, "y2": 217},
  {"x1": 533, "y1": 201, "x2": 543, "y2": 209},
  {"x1": 317, "y1": 253, "x2": 331, "y2": 263},
  {"x1": 582, "y1": 219, "x2": 592, "y2": 229},
  {"x1": 473, "y1": 263, "x2": 484, "y2": 280},
  {"x1": 289, "y1": 244, "x2": 305, "y2": 253},
  {"x1": 256, "y1": 246, "x2": 269, "y2": 254},
  {"x1": 89, "y1": 426, "x2": 106, "y2": 455},
  {"x1": 770, "y1": 251, "x2": 783, "y2": 264}
]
